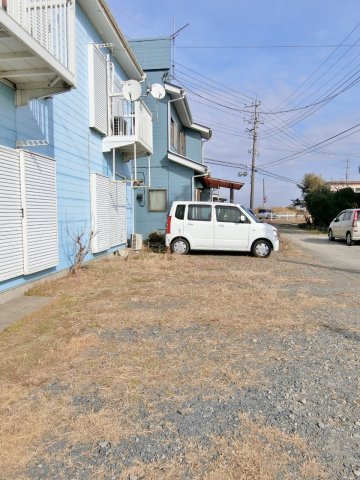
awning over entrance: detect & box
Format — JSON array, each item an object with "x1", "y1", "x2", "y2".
[{"x1": 199, "y1": 176, "x2": 244, "y2": 190}]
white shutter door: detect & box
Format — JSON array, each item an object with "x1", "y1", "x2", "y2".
[
  {"x1": 23, "y1": 151, "x2": 58, "y2": 274},
  {"x1": 109, "y1": 180, "x2": 127, "y2": 247},
  {"x1": 90, "y1": 174, "x2": 110, "y2": 253},
  {"x1": 0, "y1": 147, "x2": 24, "y2": 282},
  {"x1": 109, "y1": 181, "x2": 120, "y2": 247},
  {"x1": 118, "y1": 181, "x2": 127, "y2": 245},
  {"x1": 88, "y1": 44, "x2": 108, "y2": 135},
  {"x1": 91, "y1": 175, "x2": 127, "y2": 253}
]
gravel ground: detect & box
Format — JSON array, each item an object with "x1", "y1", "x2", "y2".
[{"x1": 4, "y1": 237, "x2": 360, "y2": 480}]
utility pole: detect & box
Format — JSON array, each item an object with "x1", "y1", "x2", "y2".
[
  {"x1": 262, "y1": 178, "x2": 266, "y2": 208},
  {"x1": 249, "y1": 100, "x2": 260, "y2": 209},
  {"x1": 345, "y1": 156, "x2": 350, "y2": 182}
]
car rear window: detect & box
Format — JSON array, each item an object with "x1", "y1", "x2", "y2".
[
  {"x1": 188, "y1": 205, "x2": 212, "y2": 221},
  {"x1": 175, "y1": 204, "x2": 185, "y2": 219}
]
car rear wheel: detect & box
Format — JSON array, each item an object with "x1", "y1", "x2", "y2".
[
  {"x1": 252, "y1": 239, "x2": 271, "y2": 258},
  {"x1": 346, "y1": 232, "x2": 354, "y2": 246},
  {"x1": 328, "y1": 229, "x2": 335, "y2": 241},
  {"x1": 171, "y1": 237, "x2": 190, "y2": 255}
]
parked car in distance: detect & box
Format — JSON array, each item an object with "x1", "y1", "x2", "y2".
[
  {"x1": 166, "y1": 201, "x2": 279, "y2": 257},
  {"x1": 257, "y1": 208, "x2": 277, "y2": 220},
  {"x1": 328, "y1": 209, "x2": 360, "y2": 245}
]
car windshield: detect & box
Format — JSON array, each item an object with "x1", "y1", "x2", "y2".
[{"x1": 244, "y1": 207, "x2": 261, "y2": 223}]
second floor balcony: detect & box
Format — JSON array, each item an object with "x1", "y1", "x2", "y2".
[
  {"x1": 0, "y1": 0, "x2": 75, "y2": 105},
  {"x1": 102, "y1": 96, "x2": 153, "y2": 161}
]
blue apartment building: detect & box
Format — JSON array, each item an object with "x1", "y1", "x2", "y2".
[
  {"x1": 129, "y1": 38, "x2": 243, "y2": 239},
  {"x1": 129, "y1": 38, "x2": 213, "y2": 238},
  {"x1": 0, "y1": 0, "x2": 153, "y2": 295}
]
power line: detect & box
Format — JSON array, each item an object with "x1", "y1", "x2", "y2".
[
  {"x1": 260, "y1": 121, "x2": 360, "y2": 168},
  {"x1": 176, "y1": 44, "x2": 360, "y2": 49},
  {"x1": 274, "y1": 21, "x2": 360, "y2": 110},
  {"x1": 205, "y1": 158, "x2": 300, "y2": 185}
]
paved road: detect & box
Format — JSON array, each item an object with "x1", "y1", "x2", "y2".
[{"x1": 278, "y1": 225, "x2": 360, "y2": 276}]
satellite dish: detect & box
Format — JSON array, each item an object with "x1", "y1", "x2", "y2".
[
  {"x1": 149, "y1": 83, "x2": 166, "y2": 100},
  {"x1": 122, "y1": 80, "x2": 142, "y2": 101}
]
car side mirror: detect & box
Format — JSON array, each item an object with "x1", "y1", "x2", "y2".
[
  {"x1": 334, "y1": 218, "x2": 339, "y2": 222},
  {"x1": 239, "y1": 215, "x2": 246, "y2": 223}
]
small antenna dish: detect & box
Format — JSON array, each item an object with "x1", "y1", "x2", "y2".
[
  {"x1": 122, "y1": 80, "x2": 142, "y2": 101},
  {"x1": 149, "y1": 83, "x2": 166, "y2": 100}
]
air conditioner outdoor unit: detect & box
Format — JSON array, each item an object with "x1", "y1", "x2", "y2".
[
  {"x1": 113, "y1": 116, "x2": 127, "y2": 136},
  {"x1": 131, "y1": 233, "x2": 143, "y2": 251}
]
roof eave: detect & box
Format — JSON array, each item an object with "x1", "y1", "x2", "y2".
[
  {"x1": 78, "y1": 0, "x2": 144, "y2": 81},
  {"x1": 164, "y1": 82, "x2": 193, "y2": 126},
  {"x1": 164, "y1": 83, "x2": 212, "y2": 138}
]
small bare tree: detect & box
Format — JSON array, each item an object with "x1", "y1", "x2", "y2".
[{"x1": 67, "y1": 226, "x2": 96, "y2": 274}]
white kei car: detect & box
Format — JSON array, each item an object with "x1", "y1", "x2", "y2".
[{"x1": 165, "y1": 201, "x2": 279, "y2": 258}]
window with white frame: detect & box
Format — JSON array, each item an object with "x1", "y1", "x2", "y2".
[
  {"x1": 148, "y1": 189, "x2": 167, "y2": 212},
  {"x1": 178, "y1": 127, "x2": 185, "y2": 155},
  {"x1": 170, "y1": 118, "x2": 176, "y2": 150}
]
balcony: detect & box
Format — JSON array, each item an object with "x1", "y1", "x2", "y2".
[
  {"x1": 0, "y1": 0, "x2": 75, "y2": 105},
  {"x1": 102, "y1": 97, "x2": 153, "y2": 161}
]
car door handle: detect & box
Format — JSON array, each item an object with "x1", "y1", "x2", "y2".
[
  {"x1": 187, "y1": 222, "x2": 194, "y2": 226},
  {"x1": 218, "y1": 224, "x2": 225, "y2": 227}
]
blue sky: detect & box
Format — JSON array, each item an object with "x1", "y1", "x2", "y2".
[{"x1": 108, "y1": 0, "x2": 360, "y2": 207}]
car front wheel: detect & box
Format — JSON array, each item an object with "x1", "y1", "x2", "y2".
[
  {"x1": 171, "y1": 237, "x2": 190, "y2": 255},
  {"x1": 252, "y1": 239, "x2": 271, "y2": 258},
  {"x1": 328, "y1": 229, "x2": 335, "y2": 241},
  {"x1": 346, "y1": 232, "x2": 354, "y2": 246}
]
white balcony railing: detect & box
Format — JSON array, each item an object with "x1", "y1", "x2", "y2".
[
  {"x1": 134, "y1": 100, "x2": 153, "y2": 153},
  {"x1": 3, "y1": 0, "x2": 75, "y2": 73},
  {"x1": 109, "y1": 96, "x2": 153, "y2": 155}
]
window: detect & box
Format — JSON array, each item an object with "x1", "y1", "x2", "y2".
[
  {"x1": 188, "y1": 205, "x2": 212, "y2": 221},
  {"x1": 178, "y1": 127, "x2": 185, "y2": 155},
  {"x1": 175, "y1": 204, "x2": 185, "y2": 219},
  {"x1": 148, "y1": 190, "x2": 167, "y2": 212},
  {"x1": 170, "y1": 118, "x2": 176, "y2": 150},
  {"x1": 344, "y1": 211, "x2": 352, "y2": 221},
  {"x1": 216, "y1": 206, "x2": 245, "y2": 223},
  {"x1": 336, "y1": 212, "x2": 346, "y2": 221},
  {"x1": 170, "y1": 118, "x2": 185, "y2": 155}
]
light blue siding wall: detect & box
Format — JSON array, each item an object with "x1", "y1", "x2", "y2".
[
  {"x1": 0, "y1": 4, "x2": 132, "y2": 293},
  {"x1": 130, "y1": 37, "x2": 171, "y2": 70},
  {"x1": 185, "y1": 128, "x2": 203, "y2": 163},
  {"x1": 0, "y1": 83, "x2": 16, "y2": 147}
]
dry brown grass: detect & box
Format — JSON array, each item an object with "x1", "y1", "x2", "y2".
[{"x1": 0, "y1": 242, "x2": 332, "y2": 478}]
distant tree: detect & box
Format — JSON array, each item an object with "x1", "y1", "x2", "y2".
[
  {"x1": 301, "y1": 173, "x2": 329, "y2": 194},
  {"x1": 292, "y1": 173, "x2": 329, "y2": 210},
  {"x1": 293, "y1": 173, "x2": 359, "y2": 227}
]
